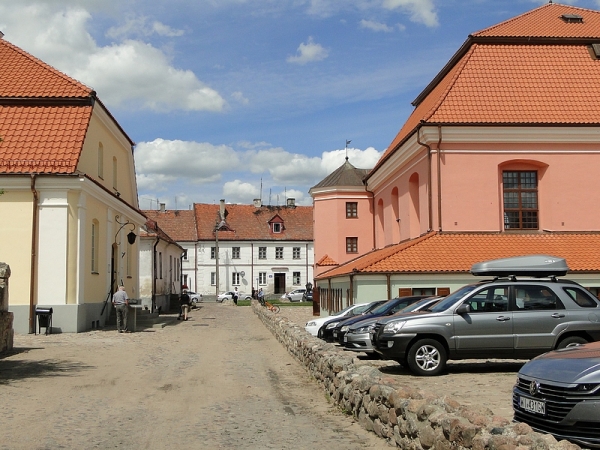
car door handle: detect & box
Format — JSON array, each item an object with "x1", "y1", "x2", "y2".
[
  {"x1": 496, "y1": 316, "x2": 510, "y2": 321},
  {"x1": 551, "y1": 313, "x2": 566, "y2": 318}
]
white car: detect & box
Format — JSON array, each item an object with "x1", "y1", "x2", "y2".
[
  {"x1": 304, "y1": 302, "x2": 377, "y2": 336},
  {"x1": 282, "y1": 288, "x2": 306, "y2": 302},
  {"x1": 217, "y1": 291, "x2": 252, "y2": 302},
  {"x1": 187, "y1": 291, "x2": 202, "y2": 305}
]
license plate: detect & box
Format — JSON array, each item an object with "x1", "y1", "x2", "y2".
[
  {"x1": 343, "y1": 336, "x2": 347, "y2": 343},
  {"x1": 520, "y1": 396, "x2": 545, "y2": 415},
  {"x1": 333, "y1": 331, "x2": 337, "y2": 338}
]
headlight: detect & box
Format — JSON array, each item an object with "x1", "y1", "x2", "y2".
[
  {"x1": 306, "y1": 321, "x2": 316, "y2": 327},
  {"x1": 326, "y1": 321, "x2": 339, "y2": 329},
  {"x1": 355, "y1": 324, "x2": 374, "y2": 334},
  {"x1": 383, "y1": 320, "x2": 406, "y2": 334},
  {"x1": 341, "y1": 325, "x2": 349, "y2": 332}
]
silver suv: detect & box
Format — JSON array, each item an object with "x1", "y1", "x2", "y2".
[{"x1": 371, "y1": 255, "x2": 600, "y2": 376}]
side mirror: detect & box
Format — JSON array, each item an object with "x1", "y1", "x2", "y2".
[{"x1": 456, "y1": 304, "x2": 471, "y2": 315}]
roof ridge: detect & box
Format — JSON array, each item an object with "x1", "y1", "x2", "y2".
[{"x1": 1, "y1": 39, "x2": 93, "y2": 98}]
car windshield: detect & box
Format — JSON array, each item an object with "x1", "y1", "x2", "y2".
[
  {"x1": 399, "y1": 297, "x2": 439, "y2": 313},
  {"x1": 350, "y1": 303, "x2": 374, "y2": 315},
  {"x1": 334, "y1": 304, "x2": 358, "y2": 315},
  {"x1": 369, "y1": 300, "x2": 396, "y2": 315},
  {"x1": 430, "y1": 285, "x2": 479, "y2": 312}
]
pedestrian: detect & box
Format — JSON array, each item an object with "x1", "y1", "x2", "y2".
[
  {"x1": 257, "y1": 288, "x2": 264, "y2": 306},
  {"x1": 179, "y1": 289, "x2": 191, "y2": 321},
  {"x1": 112, "y1": 285, "x2": 129, "y2": 333},
  {"x1": 233, "y1": 287, "x2": 239, "y2": 305},
  {"x1": 252, "y1": 287, "x2": 256, "y2": 299}
]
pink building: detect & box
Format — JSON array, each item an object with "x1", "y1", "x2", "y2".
[{"x1": 312, "y1": 3, "x2": 600, "y2": 313}]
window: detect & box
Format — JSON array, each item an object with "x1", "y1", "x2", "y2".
[
  {"x1": 232, "y1": 247, "x2": 240, "y2": 259},
  {"x1": 159, "y1": 252, "x2": 163, "y2": 279},
  {"x1": 465, "y1": 287, "x2": 509, "y2": 312},
  {"x1": 91, "y1": 220, "x2": 99, "y2": 273},
  {"x1": 564, "y1": 287, "x2": 600, "y2": 307},
  {"x1": 293, "y1": 272, "x2": 301, "y2": 285},
  {"x1": 126, "y1": 243, "x2": 132, "y2": 277},
  {"x1": 97, "y1": 143, "x2": 104, "y2": 179},
  {"x1": 183, "y1": 274, "x2": 188, "y2": 288},
  {"x1": 182, "y1": 249, "x2": 188, "y2": 260},
  {"x1": 503, "y1": 171, "x2": 538, "y2": 230},
  {"x1": 346, "y1": 237, "x2": 358, "y2": 253},
  {"x1": 275, "y1": 247, "x2": 283, "y2": 259},
  {"x1": 273, "y1": 223, "x2": 282, "y2": 233},
  {"x1": 293, "y1": 247, "x2": 301, "y2": 259},
  {"x1": 211, "y1": 272, "x2": 216, "y2": 286},
  {"x1": 232, "y1": 272, "x2": 240, "y2": 285},
  {"x1": 346, "y1": 202, "x2": 358, "y2": 218},
  {"x1": 258, "y1": 247, "x2": 267, "y2": 259},
  {"x1": 169, "y1": 255, "x2": 173, "y2": 286},
  {"x1": 211, "y1": 247, "x2": 216, "y2": 259},
  {"x1": 112, "y1": 157, "x2": 118, "y2": 190},
  {"x1": 259, "y1": 272, "x2": 267, "y2": 285},
  {"x1": 515, "y1": 286, "x2": 562, "y2": 310},
  {"x1": 412, "y1": 288, "x2": 436, "y2": 296}
]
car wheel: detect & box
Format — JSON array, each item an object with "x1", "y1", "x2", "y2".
[
  {"x1": 317, "y1": 327, "x2": 324, "y2": 339},
  {"x1": 556, "y1": 335, "x2": 589, "y2": 350},
  {"x1": 407, "y1": 338, "x2": 447, "y2": 376}
]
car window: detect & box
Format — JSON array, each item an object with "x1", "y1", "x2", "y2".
[
  {"x1": 431, "y1": 285, "x2": 479, "y2": 312},
  {"x1": 563, "y1": 287, "x2": 600, "y2": 308},
  {"x1": 515, "y1": 285, "x2": 563, "y2": 310},
  {"x1": 370, "y1": 301, "x2": 394, "y2": 315},
  {"x1": 463, "y1": 287, "x2": 509, "y2": 313},
  {"x1": 348, "y1": 304, "x2": 371, "y2": 315}
]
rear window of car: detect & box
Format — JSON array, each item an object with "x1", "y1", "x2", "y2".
[{"x1": 563, "y1": 287, "x2": 600, "y2": 308}]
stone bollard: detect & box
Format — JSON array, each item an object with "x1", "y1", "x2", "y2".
[{"x1": 0, "y1": 262, "x2": 13, "y2": 353}]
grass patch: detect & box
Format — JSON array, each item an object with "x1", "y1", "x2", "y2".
[{"x1": 237, "y1": 299, "x2": 313, "y2": 307}]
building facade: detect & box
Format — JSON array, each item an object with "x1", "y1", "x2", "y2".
[{"x1": 313, "y1": 3, "x2": 600, "y2": 314}]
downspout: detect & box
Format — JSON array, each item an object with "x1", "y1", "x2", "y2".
[
  {"x1": 194, "y1": 242, "x2": 197, "y2": 292},
  {"x1": 29, "y1": 175, "x2": 39, "y2": 334},
  {"x1": 437, "y1": 125, "x2": 443, "y2": 231},
  {"x1": 386, "y1": 273, "x2": 391, "y2": 299},
  {"x1": 251, "y1": 242, "x2": 254, "y2": 296},
  {"x1": 417, "y1": 125, "x2": 434, "y2": 232},
  {"x1": 153, "y1": 236, "x2": 159, "y2": 312},
  {"x1": 305, "y1": 243, "x2": 309, "y2": 287}
]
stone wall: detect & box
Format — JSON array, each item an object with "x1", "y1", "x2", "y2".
[
  {"x1": 253, "y1": 303, "x2": 580, "y2": 450},
  {"x1": 0, "y1": 263, "x2": 13, "y2": 353}
]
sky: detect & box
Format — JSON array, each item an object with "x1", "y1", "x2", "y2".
[{"x1": 1, "y1": 0, "x2": 599, "y2": 209}]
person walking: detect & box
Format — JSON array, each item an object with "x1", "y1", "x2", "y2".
[
  {"x1": 257, "y1": 288, "x2": 264, "y2": 306},
  {"x1": 112, "y1": 285, "x2": 129, "y2": 333},
  {"x1": 179, "y1": 289, "x2": 191, "y2": 321}
]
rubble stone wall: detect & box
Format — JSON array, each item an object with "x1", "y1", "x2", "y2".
[
  {"x1": 0, "y1": 263, "x2": 13, "y2": 353},
  {"x1": 253, "y1": 303, "x2": 580, "y2": 450}
]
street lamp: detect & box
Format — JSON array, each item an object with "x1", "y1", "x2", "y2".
[{"x1": 114, "y1": 215, "x2": 137, "y2": 245}]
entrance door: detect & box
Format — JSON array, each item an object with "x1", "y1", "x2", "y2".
[{"x1": 273, "y1": 273, "x2": 286, "y2": 294}]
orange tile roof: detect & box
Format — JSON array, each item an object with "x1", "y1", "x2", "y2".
[
  {"x1": 317, "y1": 254, "x2": 338, "y2": 266},
  {"x1": 195, "y1": 203, "x2": 313, "y2": 241},
  {"x1": 373, "y1": 3, "x2": 600, "y2": 174},
  {"x1": 140, "y1": 219, "x2": 183, "y2": 248},
  {"x1": 316, "y1": 232, "x2": 600, "y2": 279},
  {"x1": 143, "y1": 210, "x2": 198, "y2": 242},
  {"x1": 0, "y1": 39, "x2": 92, "y2": 98},
  {"x1": 0, "y1": 105, "x2": 92, "y2": 173}
]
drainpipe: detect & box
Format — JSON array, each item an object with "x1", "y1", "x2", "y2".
[
  {"x1": 437, "y1": 125, "x2": 443, "y2": 232},
  {"x1": 417, "y1": 126, "x2": 433, "y2": 232},
  {"x1": 386, "y1": 273, "x2": 391, "y2": 299},
  {"x1": 153, "y1": 236, "x2": 159, "y2": 312},
  {"x1": 29, "y1": 175, "x2": 38, "y2": 334}
]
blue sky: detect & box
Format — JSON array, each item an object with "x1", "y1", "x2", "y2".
[{"x1": 1, "y1": 0, "x2": 598, "y2": 209}]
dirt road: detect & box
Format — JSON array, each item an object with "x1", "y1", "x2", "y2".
[{"x1": 1, "y1": 303, "x2": 387, "y2": 450}]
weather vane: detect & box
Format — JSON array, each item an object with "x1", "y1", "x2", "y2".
[{"x1": 345, "y1": 139, "x2": 351, "y2": 161}]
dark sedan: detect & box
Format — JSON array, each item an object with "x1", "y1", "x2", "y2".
[
  {"x1": 333, "y1": 296, "x2": 433, "y2": 345},
  {"x1": 513, "y1": 341, "x2": 600, "y2": 448},
  {"x1": 319, "y1": 300, "x2": 386, "y2": 342}
]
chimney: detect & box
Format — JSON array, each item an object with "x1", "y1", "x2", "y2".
[
  {"x1": 286, "y1": 198, "x2": 296, "y2": 208},
  {"x1": 219, "y1": 199, "x2": 226, "y2": 221},
  {"x1": 253, "y1": 198, "x2": 262, "y2": 208},
  {"x1": 159, "y1": 203, "x2": 166, "y2": 212}
]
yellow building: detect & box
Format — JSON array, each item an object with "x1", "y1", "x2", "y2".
[{"x1": 0, "y1": 37, "x2": 144, "y2": 333}]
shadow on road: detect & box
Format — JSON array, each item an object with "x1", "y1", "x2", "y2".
[
  {"x1": 377, "y1": 360, "x2": 525, "y2": 376},
  {"x1": 0, "y1": 351, "x2": 94, "y2": 384}
]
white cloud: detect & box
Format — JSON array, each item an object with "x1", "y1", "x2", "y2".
[
  {"x1": 231, "y1": 91, "x2": 250, "y2": 105},
  {"x1": 107, "y1": 17, "x2": 185, "y2": 39},
  {"x1": 0, "y1": 3, "x2": 226, "y2": 112},
  {"x1": 360, "y1": 19, "x2": 393, "y2": 32},
  {"x1": 287, "y1": 36, "x2": 329, "y2": 65},
  {"x1": 321, "y1": 147, "x2": 382, "y2": 173},
  {"x1": 223, "y1": 180, "x2": 261, "y2": 203},
  {"x1": 382, "y1": 0, "x2": 438, "y2": 27}
]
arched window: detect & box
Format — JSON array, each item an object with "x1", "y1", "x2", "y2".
[
  {"x1": 409, "y1": 173, "x2": 420, "y2": 237},
  {"x1": 91, "y1": 219, "x2": 99, "y2": 273},
  {"x1": 112, "y1": 157, "x2": 118, "y2": 190},
  {"x1": 97, "y1": 143, "x2": 104, "y2": 179},
  {"x1": 391, "y1": 187, "x2": 400, "y2": 243}
]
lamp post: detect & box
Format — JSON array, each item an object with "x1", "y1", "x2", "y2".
[{"x1": 114, "y1": 215, "x2": 137, "y2": 287}]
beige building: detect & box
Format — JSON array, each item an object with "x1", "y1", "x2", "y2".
[{"x1": 0, "y1": 37, "x2": 144, "y2": 333}]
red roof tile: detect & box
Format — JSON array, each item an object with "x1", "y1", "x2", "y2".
[
  {"x1": 374, "y1": 3, "x2": 600, "y2": 174},
  {"x1": 317, "y1": 254, "x2": 338, "y2": 266},
  {"x1": 195, "y1": 203, "x2": 313, "y2": 241},
  {"x1": 317, "y1": 232, "x2": 600, "y2": 279},
  {"x1": 143, "y1": 210, "x2": 198, "y2": 242}
]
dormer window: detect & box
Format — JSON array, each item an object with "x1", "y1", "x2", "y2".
[
  {"x1": 561, "y1": 14, "x2": 583, "y2": 23},
  {"x1": 273, "y1": 223, "x2": 281, "y2": 233},
  {"x1": 268, "y1": 214, "x2": 284, "y2": 233}
]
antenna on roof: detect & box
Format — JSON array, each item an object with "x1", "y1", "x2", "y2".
[
  {"x1": 260, "y1": 177, "x2": 263, "y2": 203},
  {"x1": 345, "y1": 140, "x2": 351, "y2": 161}
]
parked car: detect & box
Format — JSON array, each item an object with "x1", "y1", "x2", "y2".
[
  {"x1": 513, "y1": 341, "x2": 600, "y2": 448},
  {"x1": 217, "y1": 291, "x2": 252, "y2": 302},
  {"x1": 371, "y1": 255, "x2": 600, "y2": 376},
  {"x1": 188, "y1": 291, "x2": 202, "y2": 306},
  {"x1": 332, "y1": 296, "x2": 433, "y2": 345},
  {"x1": 281, "y1": 288, "x2": 306, "y2": 302},
  {"x1": 344, "y1": 296, "x2": 441, "y2": 356},
  {"x1": 305, "y1": 302, "x2": 378, "y2": 337},
  {"x1": 303, "y1": 291, "x2": 313, "y2": 302},
  {"x1": 320, "y1": 300, "x2": 387, "y2": 341}
]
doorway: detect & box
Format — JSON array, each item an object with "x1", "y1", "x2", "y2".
[{"x1": 273, "y1": 273, "x2": 286, "y2": 294}]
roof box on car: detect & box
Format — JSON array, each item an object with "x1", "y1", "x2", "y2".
[{"x1": 470, "y1": 255, "x2": 568, "y2": 278}]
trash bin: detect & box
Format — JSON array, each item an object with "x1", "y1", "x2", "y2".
[{"x1": 35, "y1": 307, "x2": 53, "y2": 335}]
